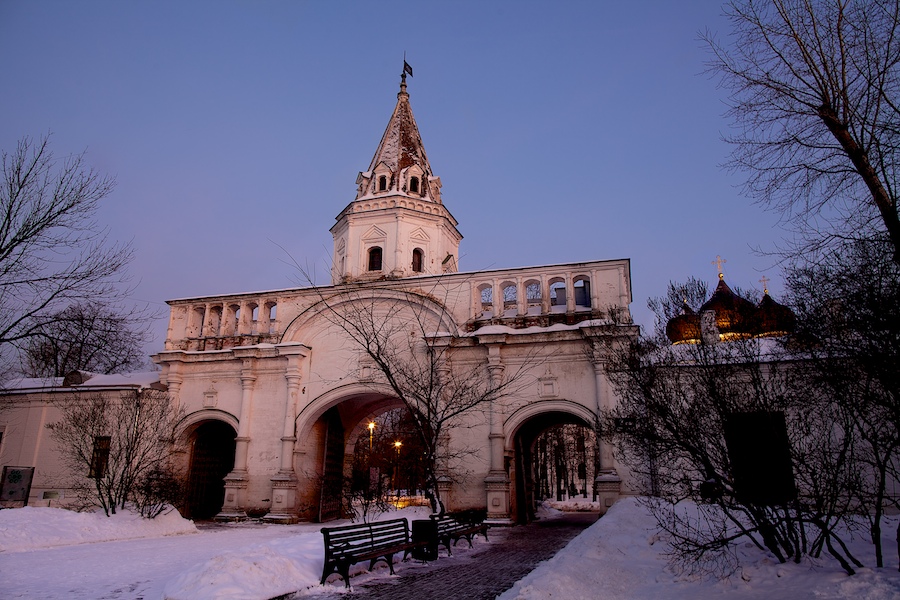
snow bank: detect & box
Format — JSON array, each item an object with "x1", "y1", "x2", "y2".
[
  {"x1": 5, "y1": 499, "x2": 900, "y2": 600},
  {"x1": 0, "y1": 505, "x2": 197, "y2": 552},
  {"x1": 163, "y1": 505, "x2": 433, "y2": 600},
  {"x1": 499, "y1": 497, "x2": 900, "y2": 600},
  {"x1": 163, "y1": 544, "x2": 319, "y2": 600}
]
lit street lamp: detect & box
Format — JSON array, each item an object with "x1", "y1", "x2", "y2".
[{"x1": 393, "y1": 441, "x2": 403, "y2": 497}]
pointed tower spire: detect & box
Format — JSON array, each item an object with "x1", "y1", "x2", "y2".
[
  {"x1": 356, "y1": 67, "x2": 439, "y2": 203},
  {"x1": 330, "y1": 71, "x2": 462, "y2": 284}
]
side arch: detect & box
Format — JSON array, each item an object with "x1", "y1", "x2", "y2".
[
  {"x1": 503, "y1": 399, "x2": 597, "y2": 451},
  {"x1": 176, "y1": 408, "x2": 239, "y2": 443},
  {"x1": 503, "y1": 399, "x2": 598, "y2": 523},
  {"x1": 177, "y1": 415, "x2": 238, "y2": 520}
]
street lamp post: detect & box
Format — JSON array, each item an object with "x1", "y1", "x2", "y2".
[
  {"x1": 393, "y1": 440, "x2": 402, "y2": 498},
  {"x1": 368, "y1": 422, "x2": 375, "y2": 450}
]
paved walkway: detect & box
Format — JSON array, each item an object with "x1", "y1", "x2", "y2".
[{"x1": 312, "y1": 512, "x2": 598, "y2": 600}]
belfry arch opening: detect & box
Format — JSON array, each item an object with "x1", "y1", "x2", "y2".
[
  {"x1": 183, "y1": 420, "x2": 237, "y2": 520},
  {"x1": 511, "y1": 410, "x2": 597, "y2": 524}
]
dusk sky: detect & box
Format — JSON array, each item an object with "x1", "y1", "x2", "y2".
[{"x1": 0, "y1": 1, "x2": 787, "y2": 359}]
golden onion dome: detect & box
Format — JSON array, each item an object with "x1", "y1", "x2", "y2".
[
  {"x1": 699, "y1": 276, "x2": 756, "y2": 340},
  {"x1": 755, "y1": 291, "x2": 796, "y2": 337},
  {"x1": 666, "y1": 301, "x2": 702, "y2": 345}
]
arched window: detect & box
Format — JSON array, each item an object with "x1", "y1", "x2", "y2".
[
  {"x1": 267, "y1": 303, "x2": 277, "y2": 333},
  {"x1": 549, "y1": 278, "x2": 566, "y2": 308},
  {"x1": 190, "y1": 306, "x2": 205, "y2": 337},
  {"x1": 378, "y1": 175, "x2": 388, "y2": 191},
  {"x1": 574, "y1": 276, "x2": 591, "y2": 308},
  {"x1": 249, "y1": 303, "x2": 259, "y2": 334},
  {"x1": 368, "y1": 247, "x2": 383, "y2": 271},
  {"x1": 409, "y1": 176, "x2": 419, "y2": 193},
  {"x1": 412, "y1": 248, "x2": 424, "y2": 272},
  {"x1": 525, "y1": 280, "x2": 542, "y2": 314},
  {"x1": 502, "y1": 283, "x2": 517, "y2": 309},
  {"x1": 478, "y1": 284, "x2": 494, "y2": 318}
]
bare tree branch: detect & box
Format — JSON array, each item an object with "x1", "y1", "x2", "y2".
[
  {"x1": 706, "y1": 0, "x2": 900, "y2": 264},
  {"x1": 0, "y1": 135, "x2": 137, "y2": 371}
]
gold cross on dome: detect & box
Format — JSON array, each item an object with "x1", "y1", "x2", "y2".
[
  {"x1": 760, "y1": 275, "x2": 770, "y2": 294},
  {"x1": 711, "y1": 255, "x2": 726, "y2": 278}
]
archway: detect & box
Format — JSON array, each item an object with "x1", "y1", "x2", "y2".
[
  {"x1": 348, "y1": 406, "x2": 429, "y2": 513},
  {"x1": 184, "y1": 420, "x2": 236, "y2": 520},
  {"x1": 295, "y1": 385, "x2": 409, "y2": 522},
  {"x1": 511, "y1": 410, "x2": 596, "y2": 524}
]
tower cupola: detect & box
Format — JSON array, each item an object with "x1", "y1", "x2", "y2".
[{"x1": 330, "y1": 68, "x2": 462, "y2": 284}]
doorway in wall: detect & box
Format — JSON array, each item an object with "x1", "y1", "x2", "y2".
[{"x1": 185, "y1": 420, "x2": 236, "y2": 520}]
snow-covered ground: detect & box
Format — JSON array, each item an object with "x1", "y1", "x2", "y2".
[{"x1": 2, "y1": 499, "x2": 899, "y2": 600}]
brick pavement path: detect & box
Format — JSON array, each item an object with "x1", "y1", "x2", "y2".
[{"x1": 309, "y1": 512, "x2": 598, "y2": 600}]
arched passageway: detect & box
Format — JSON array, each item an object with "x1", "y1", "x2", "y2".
[
  {"x1": 348, "y1": 407, "x2": 428, "y2": 510},
  {"x1": 184, "y1": 420, "x2": 236, "y2": 520},
  {"x1": 511, "y1": 411, "x2": 596, "y2": 524},
  {"x1": 307, "y1": 391, "x2": 412, "y2": 522}
]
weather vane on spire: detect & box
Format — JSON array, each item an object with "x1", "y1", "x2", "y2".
[
  {"x1": 711, "y1": 255, "x2": 727, "y2": 278},
  {"x1": 400, "y1": 53, "x2": 413, "y2": 94}
]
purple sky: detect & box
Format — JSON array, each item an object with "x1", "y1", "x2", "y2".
[{"x1": 0, "y1": 1, "x2": 787, "y2": 359}]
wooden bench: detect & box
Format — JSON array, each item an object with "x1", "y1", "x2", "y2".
[
  {"x1": 320, "y1": 517, "x2": 424, "y2": 588},
  {"x1": 430, "y1": 513, "x2": 489, "y2": 555}
]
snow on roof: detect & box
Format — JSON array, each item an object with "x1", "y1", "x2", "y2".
[
  {"x1": 75, "y1": 372, "x2": 162, "y2": 389},
  {"x1": 466, "y1": 319, "x2": 616, "y2": 337},
  {"x1": 3, "y1": 376, "x2": 64, "y2": 391},
  {"x1": 2, "y1": 371, "x2": 162, "y2": 394}
]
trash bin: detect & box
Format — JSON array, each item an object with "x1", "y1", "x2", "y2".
[{"x1": 411, "y1": 519, "x2": 438, "y2": 561}]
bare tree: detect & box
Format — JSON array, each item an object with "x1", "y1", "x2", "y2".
[
  {"x1": 46, "y1": 388, "x2": 184, "y2": 517},
  {"x1": 0, "y1": 135, "x2": 135, "y2": 369},
  {"x1": 20, "y1": 300, "x2": 154, "y2": 377},
  {"x1": 604, "y1": 282, "x2": 862, "y2": 576},
  {"x1": 305, "y1": 281, "x2": 535, "y2": 514},
  {"x1": 706, "y1": 0, "x2": 900, "y2": 264},
  {"x1": 785, "y1": 238, "x2": 900, "y2": 568}
]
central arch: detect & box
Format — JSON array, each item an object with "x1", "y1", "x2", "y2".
[{"x1": 295, "y1": 383, "x2": 410, "y2": 521}]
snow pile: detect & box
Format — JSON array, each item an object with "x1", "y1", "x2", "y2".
[
  {"x1": 164, "y1": 544, "x2": 318, "y2": 600},
  {"x1": 543, "y1": 498, "x2": 602, "y2": 512},
  {"x1": 499, "y1": 497, "x2": 900, "y2": 600},
  {"x1": 164, "y1": 505, "x2": 433, "y2": 600},
  {"x1": 0, "y1": 505, "x2": 197, "y2": 552}
]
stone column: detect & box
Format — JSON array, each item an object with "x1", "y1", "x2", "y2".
[
  {"x1": 516, "y1": 277, "x2": 526, "y2": 316},
  {"x1": 258, "y1": 300, "x2": 271, "y2": 335},
  {"x1": 164, "y1": 361, "x2": 183, "y2": 411},
  {"x1": 217, "y1": 356, "x2": 256, "y2": 521},
  {"x1": 264, "y1": 344, "x2": 310, "y2": 523},
  {"x1": 590, "y1": 354, "x2": 621, "y2": 514},
  {"x1": 237, "y1": 302, "x2": 250, "y2": 336},
  {"x1": 491, "y1": 280, "x2": 502, "y2": 318},
  {"x1": 484, "y1": 344, "x2": 511, "y2": 523}
]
